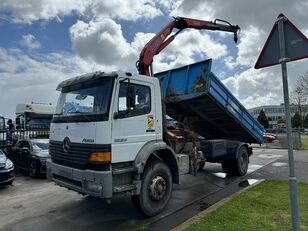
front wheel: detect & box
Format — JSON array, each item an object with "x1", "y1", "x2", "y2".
[
  {"x1": 131, "y1": 160, "x2": 173, "y2": 216},
  {"x1": 29, "y1": 161, "x2": 38, "y2": 178}
]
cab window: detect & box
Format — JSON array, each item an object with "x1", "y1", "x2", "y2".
[{"x1": 118, "y1": 83, "x2": 151, "y2": 117}]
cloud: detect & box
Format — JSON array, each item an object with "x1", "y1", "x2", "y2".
[
  {"x1": 90, "y1": 0, "x2": 163, "y2": 21},
  {"x1": 0, "y1": 47, "x2": 117, "y2": 118},
  {"x1": 224, "y1": 56, "x2": 237, "y2": 70},
  {"x1": 222, "y1": 67, "x2": 283, "y2": 108},
  {"x1": 0, "y1": 0, "x2": 166, "y2": 24},
  {"x1": 171, "y1": 0, "x2": 308, "y2": 68},
  {"x1": 20, "y1": 34, "x2": 41, "y2": 50},
  {"x1": 171, "y1": 0, "x2": 308, "y2": 31},
  {"x1": 70, "y1": 19, "x2": 136, "y2": 66},
  {"x1": 70, "y1": 18, "x2": 229, "y2": 73},
  {"x1": 236, "y1": 26, "x2": 265, "y2": 67},
  {"x1": 222, "y1": 58, "x2": 308, "y2": 109},
  {"x1": 153, "y1": 30, "x2": 229, "y2": 72},
  {"x1": 0, "y1": 0, "x2": 91, "y2": 24}
]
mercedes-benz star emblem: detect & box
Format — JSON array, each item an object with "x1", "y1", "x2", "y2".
[{"x1": 63, "y1": 137, "x2": 70, "y2": 152}]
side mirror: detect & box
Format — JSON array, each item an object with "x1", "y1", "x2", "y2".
[
  {"x1": 126, "y1": 85, "x2": 136, "y2": 109},
  {"x1": 113, "y1": 112, "x2": 120, "y2": 120}
]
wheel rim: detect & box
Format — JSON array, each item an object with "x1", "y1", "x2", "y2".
[{"x1": 149, "y1": 175, "x2": 167, "y2": 201}]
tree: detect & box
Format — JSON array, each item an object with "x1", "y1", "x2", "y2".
[
  {"x1": 299, "y1": 70, "x2": 308, "y2": 94},
  {"x1": 291, "y1": 70, "x2": 308, "y2": 127},
  {"x1": 277, "y1": 117, "x2": 285, "y2": 124},
  {"x1": 291, "y1": 85, "x2": 305, "y2": 126},
  {"x1": 257, "y1": 110, "x2": 269, "y2": 129},
  {"x1": 291, "y1": 112, "x2": 302, "y2": 128},
  {"x1": 303, "y1": 114, "x2": 308, "y2": 128}
]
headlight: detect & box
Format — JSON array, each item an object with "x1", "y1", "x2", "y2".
[{"x1": 5, "y1": 159, "x2": 13, "y2": 169}]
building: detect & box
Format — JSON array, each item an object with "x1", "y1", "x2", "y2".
[{"x1": 248, "y1": 104, "x2": 308, "y2": 128}]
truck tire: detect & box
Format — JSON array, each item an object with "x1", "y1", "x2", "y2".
[
  {"x1": 221, "y1": 160, "x2": 233, "y2": 175},
  {"x1": 235, "y1": 146, "x2": 249, "y2": 176},
  {"x1": 131, "y1": 160, "x2": 173, "y2": 216},
  {"x1": 221, "y1": 146, "x2": 249, "y2": 176}
]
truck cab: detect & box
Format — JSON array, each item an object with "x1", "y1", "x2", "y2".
[
  {"x1": 15, "y1": 103, "x2": 55, "y2": 130},
  {"x1": 48, "y1": 71, "x2": 178, "y2": 216}
]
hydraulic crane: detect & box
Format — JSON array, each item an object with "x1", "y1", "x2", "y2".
[{"x1": 137, "y1": 16, "x2": 240, "y2": 76}]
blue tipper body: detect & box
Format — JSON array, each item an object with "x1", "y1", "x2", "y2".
[{"x1": 154, "y1": 59, "x2": 264, "y2": 144}]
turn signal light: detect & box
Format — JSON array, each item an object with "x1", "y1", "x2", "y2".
[{"x1": 89, "y1": 152, "x2": 111, "y2": 162}]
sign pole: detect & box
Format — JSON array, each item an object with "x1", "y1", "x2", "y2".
[{"x1": 277, "y1": 15, "x2": 301, "y2": 231}]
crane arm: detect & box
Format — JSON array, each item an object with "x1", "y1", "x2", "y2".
[{"x1": 137, "y1": 17, "x2": 240, "y2": 76}]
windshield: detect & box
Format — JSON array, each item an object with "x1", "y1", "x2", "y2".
[
  {"x1": 27, "y1": 118, "x2": 52, "y2": 128},
  {"x1": 32, "y1": 141, "x2": 49, "y2": 150},
  {"x1": 55, "y1": 78, "x2": 113, "y2": 117}
]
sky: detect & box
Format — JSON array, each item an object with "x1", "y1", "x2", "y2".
[{"x1": 0, "y1": 0, "x2": 307, "y2": 119}]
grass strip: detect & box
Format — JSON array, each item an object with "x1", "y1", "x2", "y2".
[{"x1": 184, "y1": 180, "x2": 308, "y2": 231}]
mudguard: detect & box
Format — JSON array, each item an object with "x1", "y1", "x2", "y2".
[{"x1": 134, "y1": 140, "x2": 179, "y2": 184}]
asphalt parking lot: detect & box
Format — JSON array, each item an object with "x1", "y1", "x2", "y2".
[{"x1": 1, "y1": 148, "x2": 306, "y2": 231}]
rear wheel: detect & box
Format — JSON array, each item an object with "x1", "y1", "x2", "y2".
[
  {"x1": 221, "y1": 146, "x2": 249, "y2": 176},
  {"x1": 131, "y1": 160, "x2": 173, "y2": 216},
  {"x1": 236, "y1": 146, "x2": 249, "y2": 176},
  {"x1": 221, "y1": 160, "x2": 233, "y2": 175}
]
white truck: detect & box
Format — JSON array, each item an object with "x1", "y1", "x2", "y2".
[
  {"x1": 47, "y1": 17, "x2": 264, "y2": 216},
  {"x1": 15, "y1": 102, "x2": 55, "y2": 130}
]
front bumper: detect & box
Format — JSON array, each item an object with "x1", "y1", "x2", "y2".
[
  {"x1": 47, "y1": 160, "x2": 112, "y2": 198},
  {"x1": 0, "y1": 168, "x2": 15, "y2": 185}
]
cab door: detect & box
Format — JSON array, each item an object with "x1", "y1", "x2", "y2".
[{"x1": 111, "y1": 79, "x2": 156, "y2": 163}]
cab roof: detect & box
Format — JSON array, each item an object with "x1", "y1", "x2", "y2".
[{"x1": 56, "y1": 71, "x2": 118, "y2": 91}]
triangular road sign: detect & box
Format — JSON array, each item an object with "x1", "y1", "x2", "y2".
[{"x1": 255, "y1": 13, "x2": 308, "y2": 69}]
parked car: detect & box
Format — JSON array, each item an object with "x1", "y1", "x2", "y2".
[
  {"x1": 8, "y1": 139, "x2": 49, "y2": 177},
  {"x1": 263, "y1": 133, "x2": 276, "y2": 143},
  {"x1": 0, "y1": 149, "x2": 15, "y2": 186}
]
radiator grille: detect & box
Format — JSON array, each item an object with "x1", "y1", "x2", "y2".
[{"x1": 49, "y1": 140, "x2": 111, "y2": 170}]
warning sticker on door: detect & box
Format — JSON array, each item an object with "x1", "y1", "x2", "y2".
[{"x1": 147, "y1": 114, "x2": 154, "y2": 129}]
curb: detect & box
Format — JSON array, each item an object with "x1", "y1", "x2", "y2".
[{"x1": 171, "y1": 179, "x2": 265, "y2": 231}]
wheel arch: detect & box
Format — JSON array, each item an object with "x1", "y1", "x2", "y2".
[
  {"x1": 236, "y1": 143, "x2": 252, "y2": 158},
  {"x1": 135, "y1": 140, "x2": 179, "y2": 184},
  {"x1": 234, "y1": 142, "x2": 250, "y2": 159}
]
